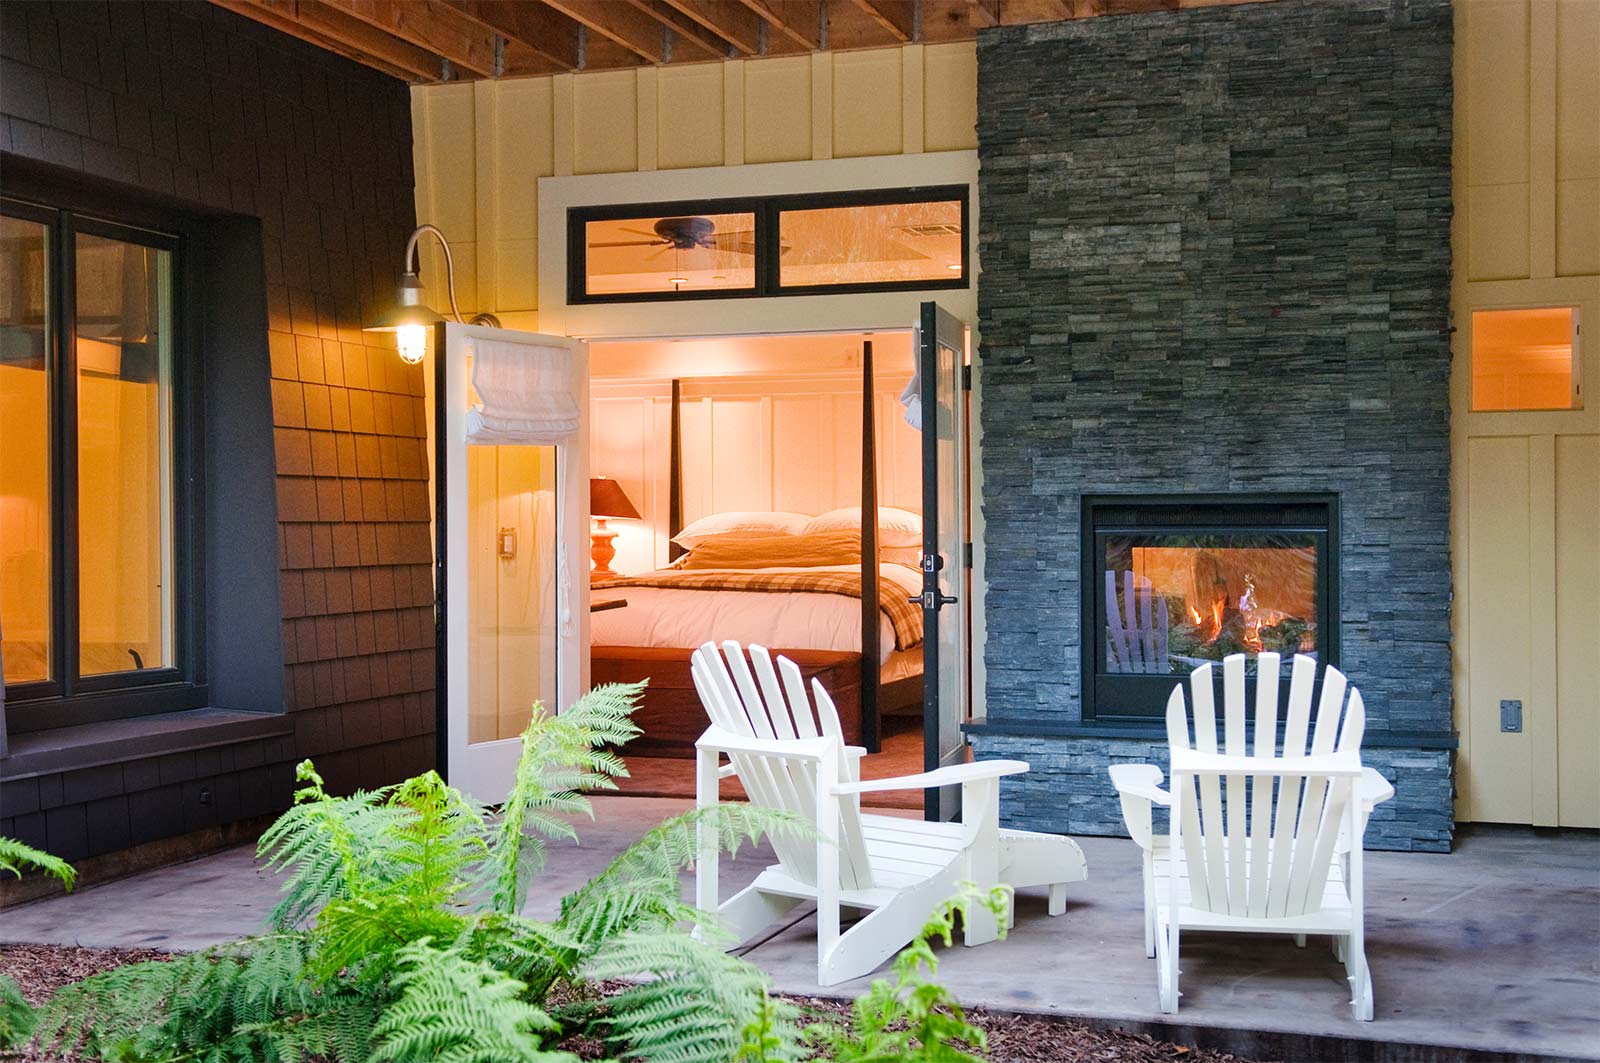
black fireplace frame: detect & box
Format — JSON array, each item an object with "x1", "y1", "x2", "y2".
[{"x1": 1080, "y1": 493, "x2": 1340, "y2": 725}]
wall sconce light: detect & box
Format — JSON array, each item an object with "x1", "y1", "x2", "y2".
[{"x1": 364, "y1": 223, "x2": 503, "y2": 365}]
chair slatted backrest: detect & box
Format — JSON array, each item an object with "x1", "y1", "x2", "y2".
[
  {"x1": 1106, "y1": 572, "x2": 1170, "y2": 674},
  {"x1": 691, "y1": 641, "x2": 874, "y2": 892},
  {"x1": 1165, "y1": 652, "x2": 1365, "y2": 920}
]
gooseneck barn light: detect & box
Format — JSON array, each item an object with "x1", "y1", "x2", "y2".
[{"x1": 364, "y1": 224, "x2": 501, "y2": 364}]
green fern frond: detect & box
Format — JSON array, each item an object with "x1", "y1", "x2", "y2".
[
  {"x1": 30, "y1": 933, "x2": 333, "y2": 1062},
  {"x1": 369, "y1": 940, "x2": 576, "y2": 1063},
  {"x1": 589, "y1": 929, "x2": 786, "y2": 1063},
  {"x1": 734, "y1": 991, "x2": 807, "y2": 1063},
  {"x1": 805, "y1": 884, "x2": 1008, "y2": 1063},
  {"x1": 311, "y1": 892, "x2": 473, "y2": 986},
  {"x1": 484, "y1": 681, "x2": 647, "y2": 915},
  {"x1": 384, "y1": 770, "x2": 489, "y2": 908},
  {"x1": 257, "y1": 762, "x2": 409, "y2": 930},
  {"x1": 0, "y1": 974, "x2": 34, "y2": 1050},
  {"x1": 0, "y1": 836, "x2": 76, "y2": 891},
  {"x1": 563, "y1": 804, "x2": 804, "y2": 923}
]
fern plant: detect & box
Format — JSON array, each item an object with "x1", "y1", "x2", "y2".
[
  {"x1": 20, "y1": 681, "x2": 820, "y2": 1063},
  {"x1": 0, "y1": 835, "x2": 77, "y2": 891},
  {"x1": 736, "y1": 885, "x2": 1010, "y2": 1063},
  {"x1": 0, "y1": 835, "x2": 77, "y2": 1050}
]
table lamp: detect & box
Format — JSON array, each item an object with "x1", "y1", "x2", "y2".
[{"x1": 590, "y1": 477, "x2": 640, "y2": 582}]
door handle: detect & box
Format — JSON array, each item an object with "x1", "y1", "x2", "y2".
[{"x1": 910, "y1": 590, "x2": 959, "y2": 610}]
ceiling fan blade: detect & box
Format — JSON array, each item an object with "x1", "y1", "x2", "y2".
[
  {"x1": 621, "y1": 226, "x2": 662, "y2": 238},
  {"x1": 646, "y1": 244, "x2": 673, "y2": 261},
  {"x1": 588, "y1": 239, "x2": 669, "y2": 248}
]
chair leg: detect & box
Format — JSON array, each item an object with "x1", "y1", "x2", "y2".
[
  {"x1": 1331, "y1": 934, "x2": 1348, "y2": 964},
  {"x1": 1142, "y1": 851, "x2": 1156, "y2": 959},
  {"x1": 1048, "y1": 883, "x2": 1067, "y2": 917},
  {"x1": 1293, "y1": 933, "x2": 1307, "y2": 948},
  {"x1": 1155, "y1": 918, "x2": 1180, "y2": 1014}
]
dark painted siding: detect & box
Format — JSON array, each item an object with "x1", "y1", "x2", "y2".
[{"x1": 0, "y1": 0, "x2": 430, "y2": 860}]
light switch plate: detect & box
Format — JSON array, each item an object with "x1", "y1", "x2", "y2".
[{"x1": 1500, "y1": 699, "x2": 1523, "y2": 733}]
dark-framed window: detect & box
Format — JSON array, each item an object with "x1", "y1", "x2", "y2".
[
  {"x1": 568, "y1": 185, "x2": 970, "y2": 304},
  {"x1": 1, "y1": 192, "x2": 206, "y2": 732}
]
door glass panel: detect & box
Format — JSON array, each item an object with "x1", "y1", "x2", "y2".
[
  {"x1": 76, "y1": 231, "x2": 173, "y2": 676},
  {"x1": 467, "y1": 444, "x2": 560, "y2": 743},
  {"x1": 780, "y1": 198, "x2": 964, "y2": 288},
  {"x1": 583, "y1": 212, "x2": 758, "y2": 296},
  {"x1": 931, "y1": 328, "x2": 965, "y2": 753},
  {"x1": 0, "y1": 215, "x2": 51, "y2": 684}
]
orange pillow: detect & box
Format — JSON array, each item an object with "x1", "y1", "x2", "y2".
[{"x1": 681, "y1": 530, "x2": 865, "y2": 570}]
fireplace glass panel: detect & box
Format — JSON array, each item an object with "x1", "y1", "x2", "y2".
[{"x1": 1102, "y1": 534, "x2": 1319, "y2": 678}]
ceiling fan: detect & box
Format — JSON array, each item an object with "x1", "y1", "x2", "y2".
[{"x1": 588, "y1": 216, "x2": 757, "y2": 260}]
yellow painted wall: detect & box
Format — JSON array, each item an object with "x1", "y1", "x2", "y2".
[
  {"x1": 412, "y1": 14, "x2": 1600, "y2": 830},
  {"x1": 409, "y1": 43, "x2": 978, "y2": 323},
  {"x1": 1453, "y1": 0, "x2": 1600, "y2": 828}
]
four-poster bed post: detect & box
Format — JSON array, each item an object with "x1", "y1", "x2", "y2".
[
  {"x1": 668, "y1": 377, "x2": 685, "y2": 563},
  {"x1": 656, "y1": 345, "x2": 891, "y2": 753},
  {"x1": 860, "y1": 341, "x2": 881, "y2": 751}
]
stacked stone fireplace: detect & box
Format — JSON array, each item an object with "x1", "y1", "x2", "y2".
[{"x1": 968, "y1": 0, "x2": 1456, "y2": 851}]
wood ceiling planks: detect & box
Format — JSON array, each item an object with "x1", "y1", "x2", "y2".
[{"x1": 213, "y1": 0, "x2": 1279, "y2": 83}]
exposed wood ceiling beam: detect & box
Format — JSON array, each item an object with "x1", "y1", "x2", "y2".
[
  {"x1": 848, "y1": 0, "x2": 915, "y2": 42},
  {"x1": 540, "y1": 0, "x2": 676, "y2": 64},
  {"x1": 657, "y1": 0, "x2": 764, "y2": 55},
  {"x1": 222, "y1": 0, "x2": 445, "y2": 81},
  {"x1": 445, "y1": 0, "x2": 581, "y2": 70},
  {"x1": 734, "y1": 0, "x2": 821, "y2": 49},
  {"x1": 619, "y1": 1, "x2": 736, "y2": 60},
  {"x1": 325, "y1": 0, "x2": 498, "y2": 77}
]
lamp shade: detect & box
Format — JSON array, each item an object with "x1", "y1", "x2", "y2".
[{"x1": 590, "y1": 477, "x2": 640, "y2": 520}]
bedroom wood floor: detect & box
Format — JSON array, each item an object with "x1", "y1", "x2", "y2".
[{"x1": 613, "y1": 712, "x2": 926, "y2": 811}]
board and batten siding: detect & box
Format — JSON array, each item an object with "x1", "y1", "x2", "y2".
[
  {"x1": 408, "y1": 43, "x2": 978, "y2": 326},
  {"x1": 1454, "y1": 0, "x2": 1599, "y2": 829}
]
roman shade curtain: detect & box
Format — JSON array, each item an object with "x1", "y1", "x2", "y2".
[{"x1": 465, "y1": 339, "x2": 581, "y2": 445}]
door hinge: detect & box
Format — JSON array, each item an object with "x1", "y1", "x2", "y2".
[
  {"x1": 961, "y1": 364, "x2": 973, "y2": 390},
  {"x1": 963, "y1": 542, "x2": 973, "y2": 568}
]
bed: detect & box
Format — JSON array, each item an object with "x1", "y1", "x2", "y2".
[{"x1": 588, "y1": 342, "x2": 925, "y2": 756}]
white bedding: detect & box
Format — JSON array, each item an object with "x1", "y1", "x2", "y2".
[{"x1": 590, "y1": 562, "x2": 923, "y2": 668}]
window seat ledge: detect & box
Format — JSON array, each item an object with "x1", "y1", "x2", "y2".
[{"x1": 1, "y1": 708, "x2": 294, "y2": 781}]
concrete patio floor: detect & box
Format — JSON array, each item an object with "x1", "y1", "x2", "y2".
[{"x1": 2, "y1": 795, "x2": 1595, "y2": 1061}]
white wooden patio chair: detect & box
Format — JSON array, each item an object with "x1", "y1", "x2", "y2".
[
  {"x1": 691, "y1": 640, "x2": 1088, "y2": 986},
  {"x1": 1109, "y1": 652, "x2": 1395, "y2": 1020}
]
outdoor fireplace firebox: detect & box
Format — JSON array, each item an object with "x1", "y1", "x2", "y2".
[{"x1": 1081, "y1": 495, "x2": 1338, "y2": 721}]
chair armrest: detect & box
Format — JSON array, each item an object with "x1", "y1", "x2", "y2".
[
  {"x1": 845, "y1": 746, "x2": 868, "y2": 762},
  {"x1": 832, "y1": 759, "x2": 1029, "y2": 796},
  {"x1": 1360, "y1": 766, "x2": 1395, "y2": 812},
  {"x1": 1109, "y1": 763, "x2": 1170, "y2": 805},
  {"x1": 696, "y1": 725, "x2": 835, "y2": 762}
]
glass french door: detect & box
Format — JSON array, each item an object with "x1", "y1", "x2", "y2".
[
  {"x1": 916, "y1": 301, "x2": 971, "y2": 822},
  {"x1": 438, "y1": 322, "x2": 589, "y2": 803}
]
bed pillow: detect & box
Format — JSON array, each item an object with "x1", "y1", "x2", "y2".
[
  {"x1": 670, "y1": 510, "x2": 811, "y2": 550},
  {"x1": 680, "y1": 530, "x2": 865, "y2": 570},
  {"x1": 803, "y1": 506, "x2": 922, "y2": 549}
]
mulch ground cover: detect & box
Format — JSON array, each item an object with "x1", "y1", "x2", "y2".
[{"x1": 1, "y1": 943, "x2": 1262, "y2": 1063}]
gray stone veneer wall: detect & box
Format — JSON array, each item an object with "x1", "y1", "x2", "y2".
[{"x1": 970, "y1": 0, "x2": 1455, "y2": 851}]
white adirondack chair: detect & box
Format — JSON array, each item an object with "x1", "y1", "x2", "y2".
[
  {"x1": 691, "y1": 640, "x2": 1088, "y2": 987},
  {"x1": 1109, "y1": 652, "x2": 1395, "y2": 1020},
  {"x1": 1106, "y1": 571, "x2": 1169, "y2": 674}
]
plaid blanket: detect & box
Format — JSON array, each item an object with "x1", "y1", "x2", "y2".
[{"x1": 591, "y1": 568, "x2": 924, "y2": 651}]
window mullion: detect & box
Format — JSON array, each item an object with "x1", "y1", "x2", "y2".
[{"x1": 57, "y1": 210, "x2": 81, "y2": 696}]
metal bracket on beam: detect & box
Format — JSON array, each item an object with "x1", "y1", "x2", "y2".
[
  {"x1": 576, "y1": 25, "x2": 587, "y2": 70},
  {"x1": 492, "y1": 34, "x2": 504, "y2": 78},
  {"x1": 818, "y1": 0, "x2": 828, "y2": 49},
  {"x1": 440, "y1": 57, "x2": 454, "y2": 82},
  {"x1": 913, "y1": 0, "x2": 922, "y2": 42},
  {"x1": 662, "y1": 26, "x2": 673, "y2": 64}
]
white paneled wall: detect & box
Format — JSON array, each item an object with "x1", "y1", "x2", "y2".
[{"x1": 591, "y1": 372, "x2": 921, "y2": 577}]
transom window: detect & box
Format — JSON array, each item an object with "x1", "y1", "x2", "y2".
[
  {"x1": 569, "y1": 186, "x2": 969, "y2": 303},
  {"x1": 1, "y1": 195, "x2": 199, "y2": 727}
]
